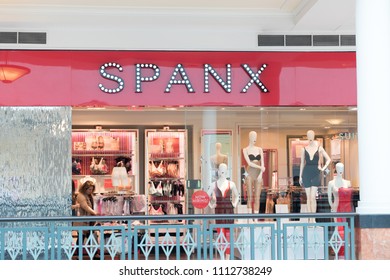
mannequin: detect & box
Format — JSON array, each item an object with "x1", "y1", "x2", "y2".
[
  {"x1": 112, "y1": 161, "x2": 129, "y2": 190},
  {"x1": 210, "y1": 142, "x2": 229, "y2": 181},
  {"x1": 299, "y1": 130, "x2": 331, "y2": 222},
  {"x1": 208, "y1": 163, "x2": 239, "y2": 259},
  {"x1": 327, "y1": 162, "x2": 352, "y2": 214},
  {"x1": 327, "y1": 162, "x2": 351, "y2": 258},
  {"x1": 242, "y1": 131, "x2": 265, "y2": 214},
  {"x1": 208, "y1": 163, "x2": 239, "y2": 218}
]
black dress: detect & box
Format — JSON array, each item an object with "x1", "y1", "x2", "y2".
[{"x1": 302, "y1": 147, "x2": 321, "y2": 188}]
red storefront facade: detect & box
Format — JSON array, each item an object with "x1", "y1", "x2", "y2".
[{"x1": 0, "y1": 50, "x2": 356, "y2": 107}]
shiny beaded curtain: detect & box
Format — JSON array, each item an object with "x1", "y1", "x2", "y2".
[{"x1": 0, "y1": 107, "x2": 71, "y2": 217}]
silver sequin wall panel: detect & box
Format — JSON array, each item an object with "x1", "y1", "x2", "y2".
[{"x1": 0, "y1": 107, "x2": 71, "y2": 217}]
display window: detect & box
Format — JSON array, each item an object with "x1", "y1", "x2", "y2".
[{"x1": 71, "y1": 105, "x2": 358, "y2": 220}]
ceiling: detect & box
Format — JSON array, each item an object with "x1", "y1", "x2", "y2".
[
  {"x1": 72, "y1": 106, "x2": 358, "y2": 130},
  {"x1": 0, "y1": 0, "x2": 355, "y2": 33}
]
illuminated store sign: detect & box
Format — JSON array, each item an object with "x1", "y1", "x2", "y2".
[
  {"x1": 98, "y1": 62, "x2": 269, "y2": 94},
  {"x1": 0, "y1": 50, "x2": 357, "y2": 107}
]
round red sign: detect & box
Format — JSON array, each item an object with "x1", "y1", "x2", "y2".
[{"x1": 191, "y1": 190, "x2": 210, "y2": 209}]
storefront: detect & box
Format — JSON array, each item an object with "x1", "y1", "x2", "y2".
[{"x1": 0, "y1": 50, "x2": 357, "y2": 221}]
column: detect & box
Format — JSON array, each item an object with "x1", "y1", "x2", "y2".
[{"x1": 355, "y1": 0, "x2": 390, "y2": 259}]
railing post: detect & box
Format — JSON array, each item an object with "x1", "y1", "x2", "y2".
[
  {"x1": 202, "y1": 218, "x2": 208, "y2": 260},
  {"x1": 127, "y1": 223, "x2": 132, "y2": 260},
  {"x1": 350, "y1": 216, "x2": 355, "y2": 260},
  {"x1": 48, "y1": 223, "x2": 55, "y2": 259},
  {"x1": 276, "y1": 217, "x2": 282, "y2": 260},
  {"x1": 0, "y1": 229, "x2": 4, "y2": 260}
]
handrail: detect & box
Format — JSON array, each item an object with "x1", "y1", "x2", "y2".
[
  {"x1": 0, "y1": 213, "x2": 357, "y2": 260},
  {"x1": 0, "y1": 212, "x2": 358, "y2": 223}
]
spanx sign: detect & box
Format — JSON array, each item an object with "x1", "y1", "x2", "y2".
[{"x1": 98, "y1": 62, "x2": 269, "y2": 94}]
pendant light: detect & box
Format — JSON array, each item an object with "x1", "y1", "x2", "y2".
[{"x1": 0, "y1": 64, "x2": 30, "y2": 83}]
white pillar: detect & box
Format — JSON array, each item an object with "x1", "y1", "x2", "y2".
[{"x1": 356, "y1": 0, "x2": 390, "y2": 213}]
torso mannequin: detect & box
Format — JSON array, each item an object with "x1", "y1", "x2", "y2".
[
  {"x1": 208, "y1": 163, "x2": 239, "y2": 224},
  {"x1": 242, "y1": 131, "x2": 265, "y2": 214},
  {"x1": 112, "y1": 161, "x2": 129, "y2": 188}
]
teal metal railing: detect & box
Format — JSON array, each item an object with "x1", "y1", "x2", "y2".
[{"x1": 0, "y1": 213, "x2": 355, "y2": 260}]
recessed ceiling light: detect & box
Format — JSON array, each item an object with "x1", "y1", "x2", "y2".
[{"x1": 326, "y1": 119, "x2": 343, "y2": 125}]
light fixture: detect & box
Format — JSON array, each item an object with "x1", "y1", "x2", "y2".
[
  {"x1": 0, "y1": 64, "x2": 30, "y2": 83},
  {"x1": 326, "y1": 119, "x2": 343, "y2": 125}
]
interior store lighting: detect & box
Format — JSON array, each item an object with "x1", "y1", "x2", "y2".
[{"x1": 0, "y1": 64, "x2": 30, "y2": 83}]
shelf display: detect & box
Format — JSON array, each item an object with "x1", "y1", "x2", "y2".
[
  {"x1": 145, "y1": 129, "x2": 187, "y2": 223},
  {"x1": 72, "y1": 129, "x2": 139, "y2": 194}
]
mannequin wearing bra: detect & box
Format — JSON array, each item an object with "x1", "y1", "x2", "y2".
[
  {"x1": 208, "y1": 163, "x2": 239, "y2": 224},
  {"x1": 210, "y1": 142, "x2": 229, "y2": 181},
  {"x1": 242, "y1": 131, "x2": 265, "y2": 214},
  {"x1": 299, "y1": 130, "x2": 331, "y2": 222}
]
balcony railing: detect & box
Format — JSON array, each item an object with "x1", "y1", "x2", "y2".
[{"x1": 0, "y1": 213, "x2": 355, "y2": 260}]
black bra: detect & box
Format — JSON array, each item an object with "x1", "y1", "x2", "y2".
[{"x1": 248, "y1": 154, "x2": 261, "y2": 161}]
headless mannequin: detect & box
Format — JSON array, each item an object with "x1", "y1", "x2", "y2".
[
  {"x1": 210, "y1": 142, "x2": 228, "y2": 169},
  {"x1": 112, "y1": 161, "x2": 129, "y2": 190},
  {"x1": 210, "y1": 142, "x2": 229, "y2": 181},
  {"x1": 242, "y1": 131, "x2": 265, "y2": 214},
  {"x1": 299, "y1": 130, "x2": 331, "y2": 222}
]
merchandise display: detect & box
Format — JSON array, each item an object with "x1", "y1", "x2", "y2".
[
  {"x1": 145, "y1": 129, "x2": 187, "y2": 224},
  {"x1": 71, "y1": 129, "x2": 139, "y2": 216}
]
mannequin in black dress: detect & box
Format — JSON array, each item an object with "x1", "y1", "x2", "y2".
[{"x1": 299, "y1": 130, "x2": 331, "y2": 222}]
